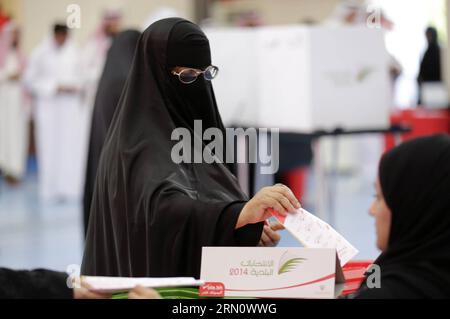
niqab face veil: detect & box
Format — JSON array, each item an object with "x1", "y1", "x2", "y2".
[
  {"x1": 81, "y1": 18, "x2": 262, "y2": 278},
  {"x1": 166, "y1": 21, "x2": 222, "y2": 132}
]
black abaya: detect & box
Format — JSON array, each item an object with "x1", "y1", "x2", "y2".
[
  {"x1": 418, "y1": 27, "x2": 441, "y2": 83},
  {"x1": 418, "y1": 27, "x2": 441, "y2": 104},
  {"x1": 83, "y1": 30, "x2": 141, "y2": 235},
  {"x1": 81, "y1": 18, "x2": 263, "y2": 278}
]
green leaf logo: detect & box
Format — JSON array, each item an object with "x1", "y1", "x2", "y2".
[
  {"x1": 278, "y1": 257, "x2": 306, "y2": 275},
  {"x1": 356, "y1": 67, "x2": 374, "y2": 82}
]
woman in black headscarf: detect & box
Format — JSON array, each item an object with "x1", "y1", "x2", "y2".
[
  {"x1": 418, "y1": 27, "x2": 442, "y2": 104},
  {"x1": 83, "y1": 30, "x2": 141, "y2": 235},
  {"x1": 81, "y1": 18, "x2": 300, "y2": 278},
  {"x1": 353, "y1": 134, "x2": 450, "y2": 298}
]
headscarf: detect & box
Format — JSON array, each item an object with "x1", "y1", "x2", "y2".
[{"x1": 356, "y1": 134, "x2": 450, "y2": 298}]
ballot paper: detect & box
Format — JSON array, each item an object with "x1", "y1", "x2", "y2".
[
  {"x1": 81, "y1": 276, "x2": 204, "y2": 293},
  {"x1": 270, "y1": 208, "x2": 358, "y2": 266}
]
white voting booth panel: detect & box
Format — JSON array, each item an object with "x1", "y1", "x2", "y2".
[
  {"x1": 206, "y1": 26, "x2": 391, "y2": 132},
  {"x1": 206, "y1": 28, "x2": 260, "y2": 126}
]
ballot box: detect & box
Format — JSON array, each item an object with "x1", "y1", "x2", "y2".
[{"x1": 206, "y1": 26, "x2": 391, "y2": 132}]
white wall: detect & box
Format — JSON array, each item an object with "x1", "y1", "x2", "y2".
[
  {"x1": 3, "y1": 0, "x2": 194, "y2": 54},
  {"x1": 210, "y1": 0, "x2": 344, "y2": 25}
]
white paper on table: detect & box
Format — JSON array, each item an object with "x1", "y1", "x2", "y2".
[
  {"x1": 81, "y1": 276, "x2": 204, "y2": 293},
  {"x1": 271, "y1": 208, "x2": 359, "y2": 266}
]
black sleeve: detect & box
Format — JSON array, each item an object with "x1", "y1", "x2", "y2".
[
  {"x1": 150, "y1": 191, "x2": 264, "y2": 277},
  {"x1": 0, "y1": 268, "x2": 73, "y2": 299},
  {"x1": 350, "y1": 277, "x2": 421, "y2": 299},
  {"x1": 216, "y1": 201, "x2": 263, "y2": 246}
]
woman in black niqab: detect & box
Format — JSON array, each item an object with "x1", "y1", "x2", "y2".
[
  {"x1": 81, "y1": 18, "x2": 299, "y2": 278},
  {"x1": 418, "y1": 27, "x2": 442, "y2": 104},
  {"x1": 418, "y1": 27, "x2": 441, "y2": 82},
  {"x1": 83, "y1": 30, "x2": 141, "y2": 236},
  {"x1": 354, "y1": 134, "x2": 450, "y2": 298}
]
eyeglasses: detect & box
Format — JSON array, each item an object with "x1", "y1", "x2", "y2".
[{"x1": 171, "y1": 65, "x2": 219, "y2": 84}]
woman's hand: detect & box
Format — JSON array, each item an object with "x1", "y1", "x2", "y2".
[
  {"x1": 258, "y1": 220, "x2": 285, "y2": 247},
  {"x1": 128, "y1": 286, "x2": 162, "y2": 299},
  {"x1": 236, "y1": 184, "x2": 300, "y2": 229},
  {"x1": 73, "y1": 281, "x2": 112, "y2": 299},
  {"x1": 73, "y1": 281, "x2": 161, "y2": 299}
]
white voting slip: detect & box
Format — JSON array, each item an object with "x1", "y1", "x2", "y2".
[
  {"x1": 81, "y1": 276, "x2": 204, "y2": 293},
  {"x1": 270, "y1": 208, "x2": 358, "y2": 266}
]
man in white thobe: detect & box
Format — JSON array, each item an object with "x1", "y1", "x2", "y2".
[
  {"x1": 24, "y1": 24, "x2": 84, "y2": 202},
  {"x1": 0, "y1": 22, "x2": 29, "y2": 184}
]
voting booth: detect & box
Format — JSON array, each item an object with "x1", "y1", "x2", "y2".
[{"x1": 206, "y1": 26, "x2": 391, "y2": 132}]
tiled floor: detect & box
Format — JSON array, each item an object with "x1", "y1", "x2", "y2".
[
  {"x1": 0, "y1": 160, "x2": 84, "y2": 271},
  {"x1": 0, "y1": 142, "x2": 381, "y2": 272}
]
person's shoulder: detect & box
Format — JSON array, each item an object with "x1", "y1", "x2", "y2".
[
  {"x1": 350, "y1": 284, "x2": 397, "y2": 299},
  {"x1": 350, "y1": 274, "x2": 422, "y2": 299}
]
